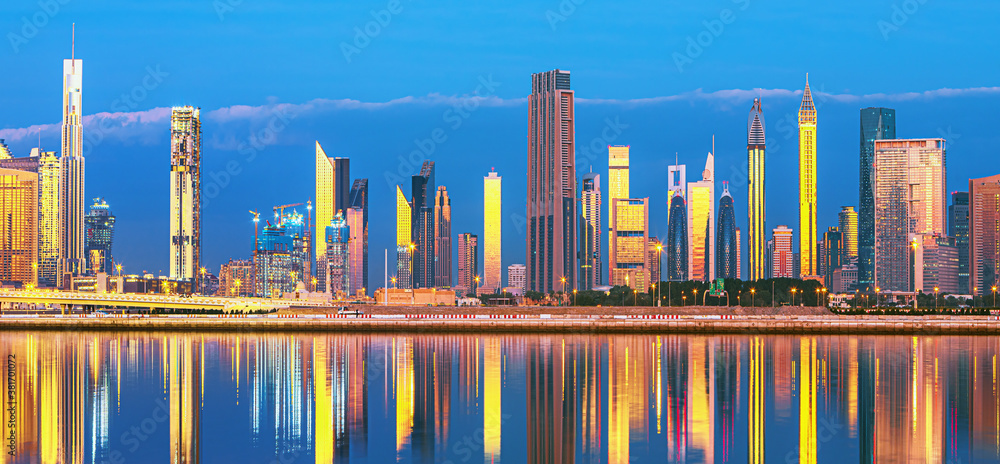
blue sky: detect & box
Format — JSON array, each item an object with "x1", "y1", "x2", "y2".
[{"x1": 1, "y1": 0, "x2": 998, "y2": 283}]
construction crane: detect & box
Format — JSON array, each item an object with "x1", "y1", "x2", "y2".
[{"x1": 273, "y1": 203, "x2": 304, "y2": 225}]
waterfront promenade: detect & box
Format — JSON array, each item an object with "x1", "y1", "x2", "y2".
[{"x1": 0, "y1": 305, "x2": 997, "y2": 334}]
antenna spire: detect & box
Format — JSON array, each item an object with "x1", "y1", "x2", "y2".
[{"x1": 71, "y1": 23, "x2": 76, "y2": 73}]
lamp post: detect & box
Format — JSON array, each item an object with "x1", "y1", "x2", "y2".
[
  {"x1": 656, "y1": 243, "x2": 663, "y2": 307},
  {"x1": 633, "y1": 289, "x2": 638, "y2": 306},
  {"x1": 573, "y1": 288, "x2": 577, "y2": 306},
  {"x1": 692, "y1": 288, "x2": 699, "y2": 308},
  {"x1": 750, "y1": 288, "x2": 756, "y2": 309},
  {"x1": 791, "y1": 288, "x2": 797, "y2": 306},
  {"x1": 234, "y1": 278, "x2": 242, "y2": 297},
  {"x1": 934, "y1": 286, "x2": 939, "y2": 311},
  {"x1": 815, "y1": 288, "x2": 820, "y2": 307},
  {"x1": 200, "y1": 267, "x2": 206, "y2": 295},
  {"x1": 993, "y1": 286, "x2": 997, "y2": 308},
  {"x1": 973, "y1": 287, "x2": 977, "y2": 308},
  {"x1": 682, "y1": 295, "x2": 687, "y2": 306},
  {"x1": 875, "y1": 287, "x2": 881, "y2": 309},
  {"x1": 822, "y1": 288, "x2": 827, "y2": 307}
]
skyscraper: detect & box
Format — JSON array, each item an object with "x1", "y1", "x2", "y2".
[
  {"x1": 60, "y1": 44, "x2": 85, "y2": 280},
  {"x1": 507, "y1": 264, "x2": 526, "y2": 295},
  {"x1": 483, "y1": 170, "x2": 502, "y2": 293},
  {"x1": 823, "y1": 227, "x2": 843, "y2": 290},
  {"x1": 666, "y1": 192, "x2": 688, "y2": 282},
  {"x1": 325, "y1": 211, "x2": 351, "y2": 296},
  {"x1": 0, "y1": 168, "x2": 38, "y2": 287},
  {"x1": 85, "y1": 197, "x2": 115, "y2": 275},
  {"x1": 349, "y1": 178, "x2": 369, "y2": 293},
  {"x1": 314, "y1": 142, "x2": 349, "y2": 261},
  {"x1": 798, "y1": 76, "x2": 819, "y2": 279},
  {"x1": 687, "y1": 149, "x2": 715, "y2": 282},
  {"x1": 580, "y1": 172, "x2": 601, "y2": 290},
  {"x1": 949, "y1": 192, "x2": 970, "y2": 294},
  {"x1": 169, "y1": 106, "x2": 201, "y2": 282},
  {"x1": 838, "y1": 206, "x2": 858, "y2": 262},
  {"x1": 716, "y1": 182, "x2": 738, "y2": 279},
  {"x1": 608, "y1": 145, "x2": 629, "y2": 271},
  {"x1": 747, "y1": 98, "x2": 767, "y2": 282},
  {"x1": 37, "y1": 150, "x2": 60, "y2": 287},
  {"x1": 395, "y1": 185, "x2": 413, "y2": 289},
  {"x1": 412, "y1": 161, "x2": 436, "y2": 289},
  {"x1": 969, "y1": 174, "x2": 1000, "y2": 296},
  {"x1": 434, "y1": 186, "x2": 452, "y2": 288},
  {"x1": 771, "y1": 226, "x2": 794, "y2": 279},
  {"x1": 527, "y1": 69, "x2": 577, "y2": 294},
  {"x1": 646, "y1": 238, "x2": 662, "y2": 286},
  {"x1": 457, "y1": 233, "x2": 479, "y2": 295},
  {"x1": 736, "y1": 228, "x2": 742, "y2": 280},
  {"x1": 347, "y1": 206, "x2": 365, "y2": 296},
  {"x1": 610, "y1": 198, "x2": 649, "y2": 289},
  {"x1": 874, "y1": 138, "x2": 946, "y2": 291},
  {"x1": 859, "y1": 108, "x2": 896, "y2": 290}
]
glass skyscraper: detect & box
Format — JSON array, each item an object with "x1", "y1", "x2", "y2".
[
  {"x1": 747, "y1": 98, "x2": 767, "y2": 281},
  {"x1": 716, "y1": 182, "x2": 738, "y2": 279},
  {"x1": 949, "y1": 192, "x2": 969, "y2": 294},
  {"x1": 580, "y1": 172, "x2": 601, "y2": 290},
  {"x1": 858, "y1": 107, "x2": 895, "y2": 291},
  {"x1": 84, "y1": 197, "x2": 115, "y2": 275},
  {"x1": 412, "y1": 161, "x2": 436, "y2": 289},
  {"x1": 667, "y1": 192, "x2": 688, "y2": 281}
]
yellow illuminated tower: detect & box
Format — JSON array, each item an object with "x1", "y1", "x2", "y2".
[
  {"x1": 483, "y1": 170, "x2": 502, "y2": 293},
  {"x1": 798, "y1": 75, "x2": 818, "y2": 278},
  {"x1": 687, "y1": 146, "x2": 715, "y2": 282},
  {"x1": 314, "y1": 142, "x2": 350, "y2": 263},
  {"x1": 747, "y1": 98, "x2": 767, "y2": 281},
  {"x1": 608, "y1": 145, "x2": 629, "y2": 273},
  {"x1": 169, "y1": 106, "x2": 201, "y2": 281},
  {"x1": 396, "y1": 185, "x2": 413, "y2": 288},
  {"x1": 38, "y1": 150, "x2": 61, "y2": 287},
  {"x1": 839, "y1": 206, "x2": 858, "y2": 261},
  {"x1": 0, "y1": 168, "x2": 38, "y2": 286},
  {"x1": 610, "y1": 198, "x2": 649, "y2": 289}
]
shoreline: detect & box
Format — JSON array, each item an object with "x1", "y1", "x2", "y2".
[{"x1": 1, "y1": 314, "x2": 998, "y2": 334}]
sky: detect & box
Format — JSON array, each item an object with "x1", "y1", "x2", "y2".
[{"x1": 1, "y1": 0, "x2": 998, "y2": 284}]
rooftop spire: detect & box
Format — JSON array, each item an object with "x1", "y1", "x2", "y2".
[
  {"x1": 71, "y1": 23, "x2": 75, "y2": 71},
  {"x1": 799, "y1": 73, "x2": 816, "y2": 121}
]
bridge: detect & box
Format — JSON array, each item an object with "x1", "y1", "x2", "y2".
[{"x1": 0, "y1": 290, "x2": 327, "y2": 312}]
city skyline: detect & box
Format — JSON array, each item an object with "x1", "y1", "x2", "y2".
[{"x1": 1, "y1": 23, "x2": 997, "y2": 290}]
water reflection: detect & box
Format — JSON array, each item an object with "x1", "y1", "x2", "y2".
[{"x1": 2, "y1": 333, "x2": 999, "y2": 463}]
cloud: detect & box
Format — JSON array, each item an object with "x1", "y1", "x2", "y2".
[{"x1": 2, "y1": 86, "x2": 996, "y2": 147}]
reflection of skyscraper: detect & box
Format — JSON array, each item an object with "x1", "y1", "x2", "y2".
[
  {"x1": 396, "y1": 186, "x2": 412, "y2": 289},
  {"x1": 412, "y1": 161, "x2": 436, "y2": 289},
  {"x1": 798, "y1": 338, "x2": 818, "y2": 464},
  {"x1": 580, "y1": 172, "x2": 601, "y2": 289},
  {"x1": 859, "y1": 108, "x2": 896, "y2": 290},
  {"x1": 527, "y1": 339, "x2": 576, "y2": 463},
  {"x1": 527, "y1": 69, "x2": 577, "y2": 294},
  {"x1": 667, "y1": 192, "x2": 688, "y2": 282},
  {"x1": 798, "y1": 76, "x2": 819, "y2": 279},
  {"x1": 747, "y1": 98, "x2": 767, "y2": 282},
  {"x1": 749, "y1": 336, "x2": 766, "y2": 464},
  {"x1": 85, "y1": 197, "x2": 115, "y2": 275},
  {"x1": 434, "y1": 186, "x2": 452, "y2": 288},
  {"x1": 716, "y1": 182, "x2": 738, "y2": 279},
  {"x1": 0, "y1": 168, "x2": 38, "y2": 286},
  {"x1": 969, "y1": 174, "x2": 1000, "y2": 295},
  {"x1": 687, "y1": 150, "x2": 715, "y2": 282},
  {"x1": 60, "y1": 47, "x2": 85, "y2": 280},
  {"x1": 483, "y1": 171, "x2": 502, "y2": 293},
  {"x1": 169, "y1": 106, "x2": 201, "y2": 282},
  {"x1": 169, "y1": 336, "x2": 202, "y2": 463},
  {"x1": 484, "y1": 338, "x2": 502, "y2": 462}
]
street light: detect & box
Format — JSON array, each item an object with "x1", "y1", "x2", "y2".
[
  {"x1": 750, "y1": 288, "x2": 756, "y2": 309},
  {"x1": 791, "y1": 288, "x2": 797, "y2": 306},
  {"x1": 934, "y1": 286, "x2": 939, "y2": 311},
  {"x1": 200, "y1": 267, "x2": 207, "y2": 295},
  {"x1": 993, "y1": 286, "x2": 998, "y2": 308},
  {"x1": 875, "y1": 287, "x2": 881, "y2": 309},
  {"x1": 692, "y1": 288, "x2": 699, "y2": 308},
  {"x1": 234, "y1": 278, "x2": 242, "y2": 297},
  {"x1": 815, "y1": 288, "x2": 820, "y2": 307},
  {"x1": 655, "y1": 243, "x2": 663, "y2": 307},
  {"x1": 633, "y1": 289, "x2": 638, "y2": 306},
  {"x1": 682, "y1": 295, "x2": 687, "y2": 306},
  {"x1": 573, "y1": 288, "x2": 577, "y2": 306}
]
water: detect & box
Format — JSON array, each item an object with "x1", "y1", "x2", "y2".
[{"x1": 2, "y1": 332, "x2": 998, "y2": 463}]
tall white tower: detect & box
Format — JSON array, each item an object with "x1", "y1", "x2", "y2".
[{"x1": 59, "y1": 25, "x2": 85, "y2": 282}]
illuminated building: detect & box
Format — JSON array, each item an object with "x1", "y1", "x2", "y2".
[
  {"x1": 969, "y1": 174, "x2": 1000, "y2": 295},
  {"x1": 771, "y1": 226, "x2": 794, "y2": 279},
  {"x1": 315, "y1": 141, "x2": 349, "y2": 261},
  {"x1": 610, "y1": 198, "x2": 649, "y2": 289},
  {"x1": 646, "y1": 238, "x2": 661, "y2": 285},
  {"x1": 483, "y1": 170, "x2": 502, "y2": 293},
  {"x1": 747, "y1": 98, "x2": 767, "y2": 281},
  {"x1": 456, "y1": 233, "x2": 478, "y2": 295},
  {"x1": 668, "y1": 163, "x2": 686, "y2": 199},
  {"x1": 798, "y1": 76, "x2": 819, "y2": 279},
  {"x1": 218, "y1": 258, "x2": 252, "y2": 296},
  {"x1": 716, "y1": 182, "x2": 738, "y2": 279},
  {"x1": 349, "y1": 178, "x2": 369, "y2": 292},
  {"x1": 0, "y1": 168, "x2": 38, "y2": 286},
  {"x1": 347, "y1": 206, "x2": 365, "y2": 296},
  {"x1": 434, "y1": 186, "x2": 452, "y2": 288},
  {"x1": 666, "y1": 191, "x2": 688, "y2": 281},
  {"x1": 60, "y1": 46, "x2": 85, "y2": 280},
  {"x1": 527, "y1": 69, "x2": 577, "y2": 293},
  {"x1": 914, "y1": 235, "x2": 958, "y2": 294},
  {"x1": 608, "y1": 145, "x2": 628, "y2": 273},
  {"x1": 84, "y1": 197, "x2": 115, "y2": 275},
  {"x1": 0, "y1": 146, "x2": 40, "y2": 172},
  {"x1": 507, "y1": 264, "x2": 526, "y2": 295},
  {"x1": 687, "y1": 149, "x2": 714, "y2": 281},
  {"x1": 874, "y1": 138, "x2": 946, "y2": 291},
  {"x1": 736, "y1": 227, "x2": 742, "y2": 280},
  {"x1": 823, "y1": 227, "x2": 843, "y2": 290},
  {"x1": 396, "y1": 185, "x2": 413, "y2": 289},
  {"x1": 949, "y1": 192, "x2": 969, "y2": 294},
  {"x1": 859, "y1": 107, "x2": 896, "y2": 290},
  {"x1": 38, "y1": 150, "x2": 61, "y2": 287},
  {"x1": 169, "y1": 106, "x2": 201, "y2": 282},
  {"x1": 580, "y1": 172, "x2": 601, "y2": 289},
  {"x1": 254, "y1": 222, "x2": 295, "y2": 298},
  {"x1": 325, "y1": 211, "x2": 351, "y2": 296},
  {"x1": 279, "y1": 209, "x2": 309, "y2": 290},
  {"x1": 0, "y1": 139, "x2": 9, "y2": 159},
  {"x1": 411, "y1": 161, "x2": 435, "y2": 289},
  {"x1": 839, "y1": 206, "x2": 858, "y2": 262}
]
